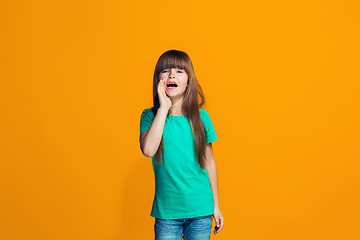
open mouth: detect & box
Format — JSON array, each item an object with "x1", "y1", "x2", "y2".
[{"x1": 166, "y1": 83, "x2": 178, "y2": 89}]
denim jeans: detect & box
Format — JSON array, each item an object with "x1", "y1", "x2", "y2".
[{"x1": 154, "y1": 214, "x2": 213, "y2": 240}]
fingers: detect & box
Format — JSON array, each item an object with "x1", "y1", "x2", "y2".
[
  {"x1": 213, "y1": 215, "x2": 224, "y2": 235},
  {"x1": 159, "y1": 79, "x2": 166, "y2": 95},
  {"x1": 215, "y1": 216, "x2": 220, "y2": 228},
  {"x1": 158, "y1": 79, "x2": 165, "y2": 97},
  {"x1": 157, "y1": 79, "x2": 163, "y2": 93},
  {"x1": 158, "y1": 79, "x2": 171, "y2": 109},
  {"x1": 218, "y1": 217, "x2": 224, "y2": 233},
  {"x1": 214, "y1": 216, "x2": 220, "y2": 235},
  {"x1": 160, "y1": 80, "x2": 167, "y2": 98},
  {"x1": 161, "y1": 79, "x2": 166, "y2": 98}
]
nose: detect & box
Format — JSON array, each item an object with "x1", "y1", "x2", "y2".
[{"x1": 169, "y1": 71, "x2": 175, "y2": 78}]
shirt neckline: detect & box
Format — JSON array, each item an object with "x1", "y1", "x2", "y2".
[{"x1": 168, "y1": 114, "x2": 187, "y2": 118}]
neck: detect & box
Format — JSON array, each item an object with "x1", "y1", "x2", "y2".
[{"x1": 169, "y1": 97, "x2": 185, "y2": 116}]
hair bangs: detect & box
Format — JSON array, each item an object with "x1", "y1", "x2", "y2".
[{"x1": 156, "y1": 50, "x2": 191, "y2": 75}]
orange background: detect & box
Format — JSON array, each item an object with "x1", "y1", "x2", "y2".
[{"x1": 1, "y1": 0, "x2": 359, "y2": 239}]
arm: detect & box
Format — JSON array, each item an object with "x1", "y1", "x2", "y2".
[
  {"x1": 204, "y1": 142, "x2": 224, "y2": 235},
  {"x1": 140, "y1": 107, "x2": 169, "y2": 158},
  {"x1": 140, "y1": 78, "x2": 172, "y2": 158}
]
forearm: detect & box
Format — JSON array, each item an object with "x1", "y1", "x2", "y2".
[
  {"x1": 205, "y1": 160, "x2": 220, "y2": 209},
  {"x1": 141, "y1": 107, "x2": 169, "y2": 158}
]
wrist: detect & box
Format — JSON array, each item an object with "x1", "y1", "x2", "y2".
[{"x1": 157, "y1": 107, "x2": 170, "y2": 116}]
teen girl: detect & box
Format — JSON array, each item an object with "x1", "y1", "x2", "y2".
[{"x1": 139, "y1": 50, "x2": 224, "y2": 240}]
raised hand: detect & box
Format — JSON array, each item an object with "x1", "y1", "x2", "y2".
[{"x1": 157, "y1": 79, "x2": 172, "y2": 111}]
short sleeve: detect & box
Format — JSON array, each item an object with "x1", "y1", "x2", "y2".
[
  {"x1": 139, "y1": 108, "x2": 155, "y2": 143},
  {"x1": 200, "y1": 109, "x2": 218, "y2": 143}
]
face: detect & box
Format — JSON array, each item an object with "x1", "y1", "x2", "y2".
[{"x1": 158, "y1": 67, "x2": 189, "y2": 99}]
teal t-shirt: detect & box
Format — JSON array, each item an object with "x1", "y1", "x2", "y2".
[{"x1": 139, "y1": 108, "x2": 218, "y2": 219}]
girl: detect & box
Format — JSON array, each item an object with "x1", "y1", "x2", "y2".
[{"x1": 139, "y1": 50, "x2": 224, "y2": 240}]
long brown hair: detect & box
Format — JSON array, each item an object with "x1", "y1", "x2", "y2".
[{"x1": 151, "y1": 49, "x2": 208, "y2": 169}]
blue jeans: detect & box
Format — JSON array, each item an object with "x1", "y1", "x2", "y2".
[{"x1": 154, "y1": 214, "x2": 213, "y2": 240}]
